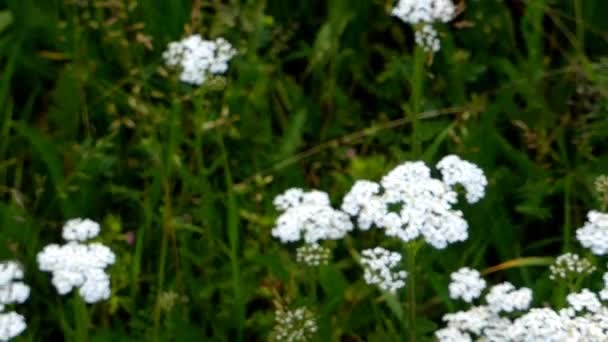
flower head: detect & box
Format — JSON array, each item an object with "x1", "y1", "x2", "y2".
[
  {"x1": 341, "y1": 157, "x2": 486, "y2": 249},
  {"x1": 272, "y1": 189, "x2": 353, "y2": 244},
  {"x1": 436, "y1": 155, "x2": 488, "y2": 204},
  {"x1": 448, "y1": 267, "x2": 486, "y2": 303},
  {"x1": 162, "y1": 35, "x2": 236, "y2": 86},
  {"x1": 485, "y1": 282, "x2": 533, "y2": 313},
  {"x1": 0, "y1": 261, "x2": 30, "y2": 341},
  {"x1": 296, "y1": 244, "x2": 331, "y2": 267},
  {"x1": 62, "y1": 218, "x2": 100, "y2": 242},
  {"x1": 391, "y1": 0, "x2": 456, "y2": 25},
  {"x1": 37, "y1": 219, "x2": 116, "y2": 303},
  {"x1": 415, "y1": 25, "x2": 441, "y2": 53},
  {"x1": 549, "y1": 253, "x2": 595, "y2": 280},
  {"x1": 270, "y1": 307, "x2": 317, "y2": 342},
  {"x1": 576, "y1": 210, "x2": 608, "y2": 255},
  {"x1": 360, "y1": 247, "x2": 407, "y2": 293}
]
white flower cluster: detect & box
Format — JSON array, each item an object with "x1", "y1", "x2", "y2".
[
  {"x1": 162, "y1": 34, "x2": 236, "y2": 85},
  {"x1": 437, "y1": 281, "x2": 608, "y2": 341},
  {"x1": 296, "y1": 244, "x2": 331, "y2": 267},
  {"x1": 271, "y1": 188, "x2": 353, "y2": 244},
  {"x1": 414, "y1": 25, "x2": 440, "y2": 53},
  {"x1": 391, "y1": 0, "x2": 456, "y2": 24},
  {"x1": 485, "y1": 282, "x2": 533, "y2": 313},
  {"x1": 0, "y1": 261, "x2": 30, "y2": 341},
  {"x1": 448, "y1": 267, "x2": 486, "y2": 303},
  {"x1": 576, "y1": 210, "x2": 608, "y2": 255},
  {"x1": 37, "y1": 218, "x2": 116, "y2": 303},
  {"x1": 341, "y1": 155, "x2": 486, "y2": 249},
  {"x1": 436, "y1": 154, "x2": 488, "y2": 204},
  {"x1": 391, "y1": 0, "x2": 456, "y2": 53},
  {"x1": 549, "y1": 252, "x2": 596, "y2": 280},
  {"x1": 270, "y1": 307, "x2": 317, "y2": 342},
  {"x1": 567, "y1": 289, "x2": 602, "y2": 313},
  {"x1": 360, "y1": 247, "x2": 407, "y2": 293}
]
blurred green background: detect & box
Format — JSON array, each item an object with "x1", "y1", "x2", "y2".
[{"x1": 1, "y1": 0, "x2": 607, "y2": 340}]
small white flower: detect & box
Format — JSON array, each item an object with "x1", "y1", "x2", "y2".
[
  {"x1": 567, "y1": 289, "x2": 602, "y2": 313},
  {"x1": 270, "y1": 307, "x2": 317, "y2": 342},
  {"x1": 341, "y1": 180, "x2": 384, "y2": 230},
  {"x1": 485, "y1": 282, "x2": 533, "y2": 313},
  {"x1": 62, "y1": 218, "x2": 100, "y2": 242},
  {"x1": 296, "y1": 244, "x2": 331, "y2": 267},
  {"x1": 37, "y1": 219, "x2": 116, "y2": 303},
  {"x1": 0, "y1": 311, "x2": 27, "y2": 342},
  {"x1": 549, "y1": 253, "x2": 596, "y2": 280},
  {"x1": 272, "y1": 189, "x2": 353, "y2": 244},
  {"x1": 436, "y1": 155, "x2": 488, "y2": 204},
  {"x1": 415, "y1": 25, "x2": 441, "y2": 53},
  {"x1": 576, "y1": 210, "x2": 608, "y2": 255},
  {"x1": 360, "y1": 247, "x2": 407, "y2": 293},
  {"x1": 448, "y1": 267, "x2": 486, "y2": 303},
  {"x1": 162, "y1": 34, "x2": 236, "y2": 86}
]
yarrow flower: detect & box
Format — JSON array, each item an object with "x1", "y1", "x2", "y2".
[
  {"x1": 414, "y1": 25, "x2": 440, "y2": 53},
  {"x1": 485, "y1": 282, "x2": 533, "y2": 313},
  {"x1": 162, "y1": 34, "x2": 236, "y2": 85},
  {"x1": 576, "y1": 210, "x2": 608, "y2": 255},
  {"x1": 0, "y1": 261, "x2": 30, "y2": 341},
  {"x1": 37, "y1": 218, "x2": 116, "y2": 303},
  {"x1": 436, "y1": 155, "x2": 488, "y2": 204},
  {"x1": 271, "y1": 189, "x2": 353, "y2": 244},
  {"x1": 360, "y1": 247, "x2": 407, "y2": 293},
  {"x1": 567, "y1": 289, "x2": 602, "y2": 313},
  {"x1": 391, "y1": 0, "x2": 456, "y2": 53},
  {"x1": 391, "y1": 0, "x2": 455, "y2": 24},
  {"x1": 341, "y1": 156, "x2": 486, "y2": 249},
  {"x1": 448, "y1": 267, "x2": 486, "y2": 303},
  {"x1": 296, "y1": 244, "x2": 331, "y2": 267},
  {"x1": 549, "y1": 253, "x2": 595, "y2": 280},
  {"x1": 270, "y1": 306, "x2": 317, "y2": 342}
]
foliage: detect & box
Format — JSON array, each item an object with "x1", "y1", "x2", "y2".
[{"x1": 0, "y1": 0, "x2": 607, "y2": 340}]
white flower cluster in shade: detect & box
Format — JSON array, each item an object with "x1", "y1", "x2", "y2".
[
  {"x1": 414, "y1": 25, "x2": 440, "y2": 53},
  {"x1": 271, "y1": 188, "x2": 353, "y2": 244},
  {"x1": 448, "y1": 267, "x2": 486, "y2": 303},
  {"x1": 270, "y1": 307, "x2": 317, "y2": 342},
  {"x1": 37, "y1": 218, "x2": 116, "y2": 303},
  {"x1": 360, "y1": 247, "x2": 407, "y2": 293},
  {"x1": 549, "y1": 252, "x2": 596, "y2": 280},
  {"x1": 341, "y1": 155, "x2": 487, "y2": 249},
  {"x1": 576, "y1": 210, "x2": 608, "y2": 255},
  {"x1": 162, "y1": 34, "x2": 236, "y2": 86},
  {"x1": 391, "y1": 0, "x2": 455, "y2": 24},
  {"x1": 0, "y1": 261, "x2": 30, "y2": 341},
  {"x1": 391, "y1": 0, "x2": 456, "y2": 53},
  {"x1": 296, "y1": 244, "x2": 331, "y2": 267}
]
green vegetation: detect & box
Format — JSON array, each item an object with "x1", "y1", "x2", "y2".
[{"x1": 1, "y1": 0, "x2": 607, "y2": 340}]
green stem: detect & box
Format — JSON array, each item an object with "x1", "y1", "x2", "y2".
[
  {"x1": 73, "y1": 295, "x2": 90, "y2": 342},
  {"x1": 563, "y1": 175, "x2": 572, "y2": 251},
  {"x1": 573, "y1": 0, "x2": 584, "y2": 53},
  {"x1": 217, "y1": 132, "x2": 244, "y2": 342},
  {"x1": 410, "y1": 45, "x2": 425, "y2": 157},
  {"x1": 406, "y1": 242, "x2": 421, "y2": 342}
]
